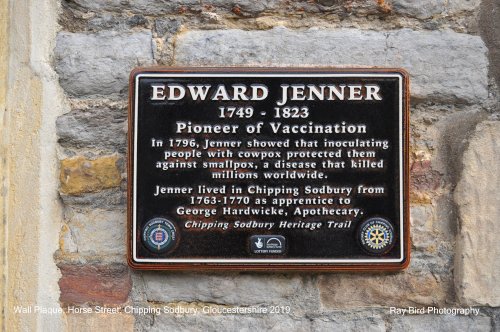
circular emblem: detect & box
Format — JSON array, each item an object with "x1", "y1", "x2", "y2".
[
  {"x1": 142, "y1": 218, "x2": 178, "y2": 253},
  {"x1": 358, "y1": 217, "x2": 395, "y2": 255}
]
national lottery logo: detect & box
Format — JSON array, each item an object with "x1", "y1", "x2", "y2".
[
  {"x1": 142, "y1": 217, "x2": 178, "y2": 253},
  {"x1": 358, "y1": 217, "x2": 395, "y2": 255}
]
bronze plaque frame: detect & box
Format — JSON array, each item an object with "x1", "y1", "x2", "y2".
[{"x1": 127, "y1": 67, "x2": 410, "y2": 271}]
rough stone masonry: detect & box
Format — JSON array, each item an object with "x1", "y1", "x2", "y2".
[{"x1": 52, "y1": 0, "x2": 499, "y2": 330}]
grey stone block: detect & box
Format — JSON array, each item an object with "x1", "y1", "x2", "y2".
[
  {"x1": 63, "y1": 208, "x2": 126, "y2": 257},
  {"x1": 390, "y1": 0, "x2": 480, "y2": 19},
  {"x1": 454, "y1": 120, "x2": 500, "y2": 306},
  {"x1": 72, "y1": 0, "x2": 280, "y2": 15},
  {"x1": 312, "y1": 313, "x2": 386, "y2": 332},
  {"x1": 72, "y1": 0, "x2": 202, "y2": 15},
  {"x1": 56, "y1": 106, "x2": 127, "y2": 153},
  {"x1": 135, "y1": 313, "x2": 312, "y2": 332},
  {"x1": 133, "y1": 308, "x2": 387, "y2": 332},
  {"x1": 390, "y1": 315, "x2": 491, "y2": 332},
  {"x1": 138, "y1": 273, "x2": 318, "y2": 309},
  {"x1": 174, "y1": 27, "x2": 488, "y2": 103},
  {"x1": 55, "y1": 30, "x2": 153, "y2": 96}
]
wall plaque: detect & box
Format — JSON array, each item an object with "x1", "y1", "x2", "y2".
[{"x1": 128, "y1": 68, "x2": 410, "y2": 271}]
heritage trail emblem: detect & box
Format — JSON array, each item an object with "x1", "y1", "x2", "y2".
[
  {"x1": 359, "y1": 217, "x2": 395, "y2": 254},
  {"x1": 142, "y1": 218, "x2": 178, "y2": 253}
]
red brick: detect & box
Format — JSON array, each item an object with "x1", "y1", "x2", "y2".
[{"x1": 58, "y1": 263, "x2": 131, "y2": 306}]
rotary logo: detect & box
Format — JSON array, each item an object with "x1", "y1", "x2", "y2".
[
  {"x1": 358, "y1": 217, "x2": 395, "y2": 254},
  {"x1": 142, "y1": 218, "x2": 178, "y2": 253}
]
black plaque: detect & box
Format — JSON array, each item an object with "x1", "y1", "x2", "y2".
[{"x1": 128, "y1": 68, "x2": 410, "y2": 271}]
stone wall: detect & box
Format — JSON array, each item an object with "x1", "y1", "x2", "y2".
[{"x1": 9, "y1": 0, "x2": 498, "y2": 330}]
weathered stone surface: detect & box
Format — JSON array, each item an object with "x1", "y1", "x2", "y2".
[
  {"x1": 410, "y1": 205, "x2": 437, "y2": 251},
  {"x1": 410, "y1": 158, "x2": 442, "y2": 193},
  {"x1": 56, "y1": 106, "x2": 127, "y2": 153},
  {"x1": 204, "y1": 0, "x2": 281, "y2": 14},
  {"x1": 84, "y1": 13, "x2": 149, "y2": 32},
  {"x1": 72, "y1": 0, "x2": 199, "y2": 15},
  {"x1": 152, "y1": 17, "x2": 183, "y2": 65},
  {"x1": 385, "y1": 29, "x2": 487, "y2": 103},
  {"x1": 58, "y1": 263, "x2": 131, "y2": 305},
  {"x1": 411, "y1": 249, "x2": 454, "y2": 277},
  {"x1": 389, "y1": 315, "x2": 491, "y2": 332},
  {"x1": 134, "y1": 308, "x2": 386, "y2": 331},
  {"x1": 312, "y1": 313, "x2": 386, "y2": 332},
  {"x1": 491, "y1": 309, "x2": 500, "y2": 332},
  {"x1": 60, "y1": 224, "x2": 78, "y2": 253},
  {"x1": 135, "y1": 313, "x2": 311, "y2": 332},
  {"x1": 409, "y1": 147, "x2": 439, "y2": 204},
  {"x1": 55, "y1": 31, "x2": 153, "y2": 96},
  {"x1": 154, "y1": 18, "x2": 182, "y2": 37},
  {"x1": 61, "y1": 208, "x2": 126, "y2": 256},
  {"x1": 67, "y1": 313, "x2": 134, "y2": 332},
  {"x1": 68, "y1": 0, "x2": 479, "y2": 18},
  {"x1": 390, "y1": 0, "x2": 480, "y2": 19},
  {"x1": 454, "y1": 120, "x2": 500, "y2": 306},
  {"x1": 175, "y1": 28, "x2": 488, "y2": 103},
  {"x1": 60, "y1": 188, "x2": 126, "y2": 208},
  {"x1": 60, "y1": 155, "x2": 122, "y2": 195},
  {"x1": 319, "y1": 272, "x2": 448, "y2": 308},
  {"x1": 479, "y1": 0, "x2": 500, "y2": 87},
  {"x1": 72, "y1": 0, "x2": 282, "y2": 16},
  {"x1": 138, "y1": 273, "x2": 318, "y2": 309}
]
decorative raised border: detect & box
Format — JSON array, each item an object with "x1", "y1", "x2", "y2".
[{"x1": 127, "y1": 67, "x2": 410, "y2": 271}]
